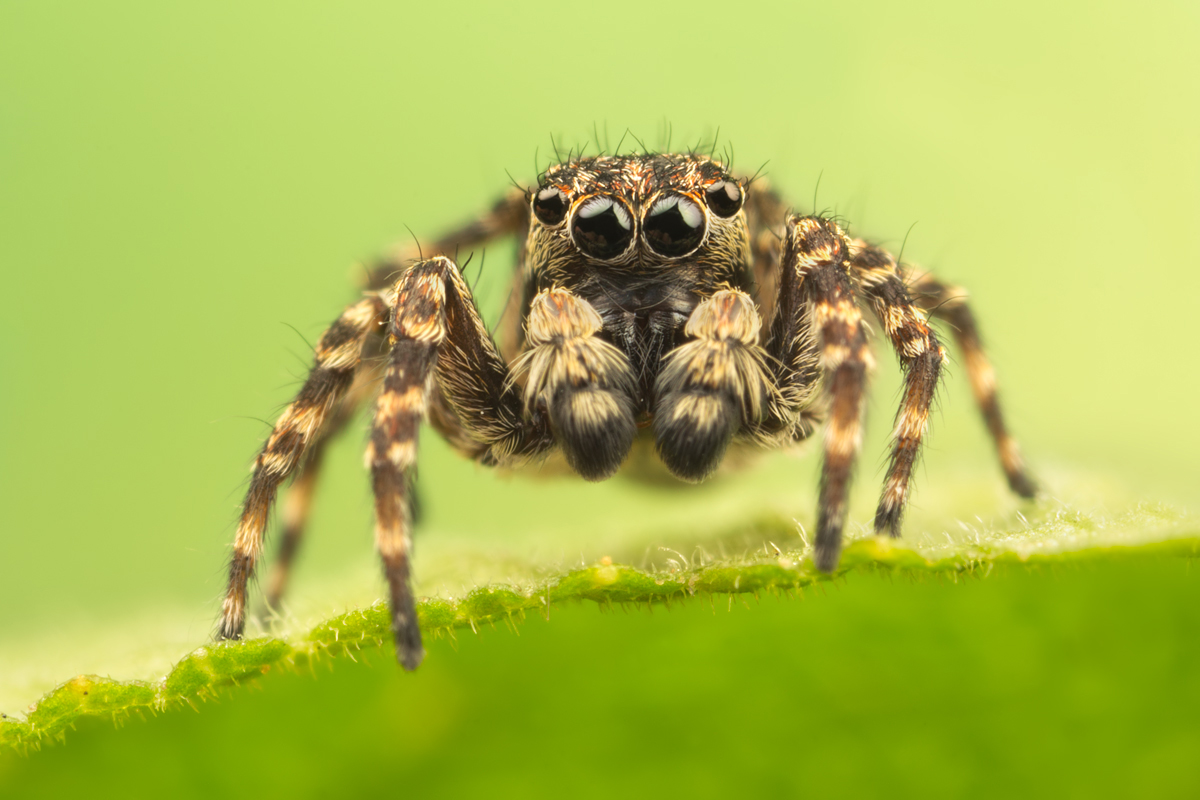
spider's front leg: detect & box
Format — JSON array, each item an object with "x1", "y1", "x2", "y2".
[
  {"x1": 768, "y1": 217, "x2": 874, "y2": 572},
  {"x1": 368, "y1": 257, "x2": 558, "y2": 668},
  {"x1": 368, "y1": 300, "x2": 438, "y2": 670}
]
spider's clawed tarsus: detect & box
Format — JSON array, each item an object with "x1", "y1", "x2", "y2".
[{"x1": 219, "y1": 152, "x2": 1035, "y2": 668}]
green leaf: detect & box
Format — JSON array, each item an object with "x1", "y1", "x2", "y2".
[{"x1": 3, "y1": 484, "x2": 1195, "y2": 754}]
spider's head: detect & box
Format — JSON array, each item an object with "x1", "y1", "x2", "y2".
[{"x1": 527, "y1": 153, "x2": 747, "y2": 270}]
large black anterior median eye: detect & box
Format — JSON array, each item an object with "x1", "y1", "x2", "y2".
[
  {"x1": 571, "y1": 195, "x2": 634, "y2": 259},
  {"x1": 533, "y1": 186, "x2": 568, "y2": 226},
  {"x1": 704, "y1": 180, "x2": 743, "y2": 217},
  {"x1": 643, "y1": 193, "x2": 706, "y2": 257}
]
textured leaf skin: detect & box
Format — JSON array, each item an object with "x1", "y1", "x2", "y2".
[{"x1": 3, "y1": 502, "x2": 1195, "y2": 753}]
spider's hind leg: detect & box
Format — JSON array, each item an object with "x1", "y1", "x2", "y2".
[
  {"x1": 849, "y1": 241, "x2": 946, "y2": 536},
  {"x1": 907, "y1": 268, "x2": 1036, "y2": 497},
  {"x1": 258, "y1": 362, "x2": 381, "y2": 620},
  {"x1": 366, "y1": 187, "x2": 530, "y2": 291},
  {"x1": 220, "y1": 294, "x2": 389, "y2": 641}
]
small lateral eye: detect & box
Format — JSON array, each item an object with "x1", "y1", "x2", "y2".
[
  {"x1": 571, "y1": 195, "x2": 635, "y2": 260},
  {"x1": 705, "y1": 180, "x2": 743, "y2": 218},
  {"x1": 643, "y1": 193, "x2": 706, "y2": 258},
  {"x1": 533, "y1": 187, "x2": 568, "y2": 226}
]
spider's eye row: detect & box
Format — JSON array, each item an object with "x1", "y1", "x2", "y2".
[
  {"x1": 571, "y1": 195, "x2": 634, "y2": 260},
  {"x1": 533, "y1": 187, "x2": 568, "y2": 226},
  {"x1": 643, "y1": 194, "x2": 706, "y2": 258},
  {"x1": 704, "y1": 180, "x2": 743, "y2": 218}
]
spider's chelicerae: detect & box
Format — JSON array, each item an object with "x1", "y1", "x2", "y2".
[{"x1": 218, "y1": 151, "x2": 1036, "y2": 669}]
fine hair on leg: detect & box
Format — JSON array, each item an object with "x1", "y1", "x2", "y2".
[
  {"x1": 771, "y1": 216, "x2": 873, "y2": 572},
  {"x1": 260, "y1": 364, "x2": 382, "y2": 617},
  {"x1": 219, "y1": 294, "x2": 388, "y2": 641},
  {"x1": 364, "y1": 256, "x2": 559, "y2": 665},
  {"x1": 849, "y1": 241, "x2": 946, "y2": 536},
  {"x1": 907, "y1": 269, "x2": 1036, "y2": 497},
  {"x1": 368, "y1": 188, "x2": 530, "y2": 290}
]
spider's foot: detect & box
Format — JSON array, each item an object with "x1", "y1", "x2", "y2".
[
  {"x1": 391, "y1": 609, "x2": 425, "y2": 672},
  {"x1": 1007, "y1": 469, "x2": 1038, "y2": 499},
  {"x1": 216, "y1": 616, "x2": 244, "y2": 642},
  {"x1": 813, "y1": 514, "x2": 844, "y2": 573},
  {"x1": 873, "y1": 500, "x2": 904, "y2": 539},
  {"x1": 218, "y1": 580, "x2": 249, "y2": 641}
]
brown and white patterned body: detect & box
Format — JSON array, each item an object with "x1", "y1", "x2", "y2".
[{"x1": 218, "y1": 152, "x2": 1036, "y2": 669}]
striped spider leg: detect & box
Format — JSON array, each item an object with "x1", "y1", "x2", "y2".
[
  {"x1": 223, "y1": 251, "x2": 561, "y2": 668},
  {"x1": 220, "y1": 294, "x2": 389, "y2": 643},
  {"x1": 759, "y1": 216, "x2": 875, "y2": 571},
  {"x1": 743, "y1": 182, "x2": 1035, "y2": 548},
  {"x1": 260, "y1": 367, "x2": 381, "y2": 613},
  {"x1": 848, "y1": 240, "x2": 947, "y2": 536},
  {"x1": 905, "y1": 268, "x2": 1036, "y2": 497},
  {"x1": 254, "y1": 189, "x2": 531, "y2": 622},
  {"x1": 850, "y1": 240, "x2": 1036, "y2": 505},
  {"x1": 362, "y1": 259, "x2": 638, "y2": 666}
]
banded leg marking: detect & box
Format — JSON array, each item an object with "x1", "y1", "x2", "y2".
[
  {"x1": 851, "y1": 241, "x2": 946, "y2": 536},
  {"x1": 261, "y1": 366, "x2": 381, "y2": 615},
  {"x1": 775, "y1": 217, "x2": 873, "y2": 572},
  {"x1": 369, "y1": 337, "x2": 438, "y2": 671},
  {"x1": 364, "y1": 261, "x2": 455, "y2": 669},
  {"x1": 908, "y1": 270, "x2": 1036, "y2": 497},
  {"x1": 219, "y1": 294, "x2": 388, "y2": 640},
  {"x1": 369, "y1": 256, "x2": 556, "y2": 666}
]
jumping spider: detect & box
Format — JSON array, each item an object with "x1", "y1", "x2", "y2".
[{"x1": 219, "y1": 151, "x2": 1036, "y2": 669}]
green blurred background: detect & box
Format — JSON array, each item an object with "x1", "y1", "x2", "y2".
[{"x1": 1, "y1": 1, "x2": 1197, "y2": 796}]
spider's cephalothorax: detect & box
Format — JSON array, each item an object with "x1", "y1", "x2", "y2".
[
  {"x1": 520, "y1": 154, "x2": 763, "y2": 481},
  {"x1": 217, "y1": 151, "x2": 1036, "y2": 670}
]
